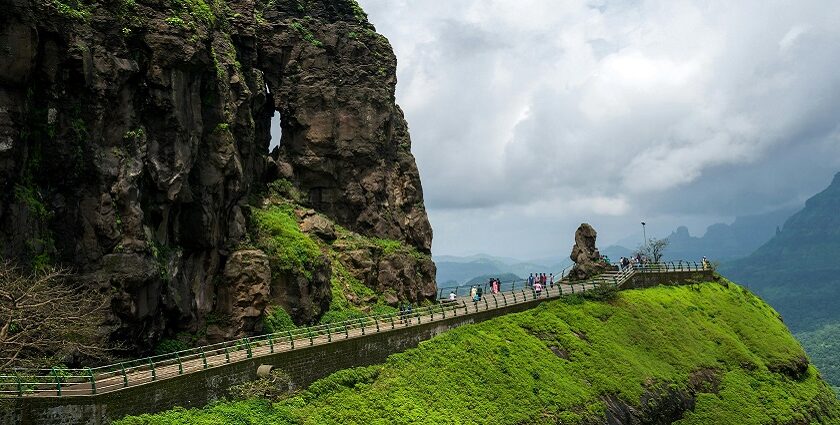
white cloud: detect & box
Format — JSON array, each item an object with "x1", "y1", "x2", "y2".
[{"x1": 359, "y1": 0, "x2": 840, "y2": 257}]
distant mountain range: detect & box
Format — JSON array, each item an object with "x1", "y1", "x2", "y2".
[
  {"x1": 721, "y1": 172, "x2": 840, "y2": 390},
  {"x1": 434, "y1": 253, "x2": 571, "y2": 286},
  {"x1": 722, "y1": 172, "x2": 840, "y2": 331},
  {"x1": 601, "y1": 206, "x2": 798, "y2": 263}
]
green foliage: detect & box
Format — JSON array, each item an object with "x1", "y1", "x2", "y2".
[
  {"x1": 372, "y1": 238, "x2": 401, "y2": 255},
  {"x1": 580, "y1": 283, "x2": 618, "y2": 301},
  {"x1": 267, "y1": 179, "x2": 303, "y2": 203},
  {"x1": 214, "y1": 122, "x2": 230, "y2": 133},
  {"x1": 302, "y1": 365, "x2": 381, "y2": 402},
  {"x1": 154, "y1": 339, "x2": 189, "y2": 356},
  {"x1": 123, "y1": 128, "x2": 145, "y2": 141},
  {"x1": 164, "y1": 16, "x2": 187, "y2": 28},
  {"x1": 251, "y1": 205, "x2": 323, "y2": 278},
  {"x1": 263, "y1": 306, "x2": 297, "y2": 333},
  {"x1": 169, "y1": 0, "x2": 215, "y2": 26},
  {"x1": 290, "y1": 20, "x2": 323, "y2": 48},
  {"x1": 50, "y1": 0, "x2": 91, "y2": 21},
  {"x1": 118, "y1": 282, "x2": 840, "y2": 424},
  {"x1": 346, "y1": 0, "x2": 367, "y2": 24},
  {"x1": 796, "y1": 322, "x2": 840, "y2": 391},
  {"x1": 14, "y1": 185, "x2": 48, "y2": 219}
]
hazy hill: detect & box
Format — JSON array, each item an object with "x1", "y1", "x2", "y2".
[
  {"x1": 605, "y1": 207, "x2": 796, "y2": 263},
  {"x1": 722, "y1": 172, "x2": 840, "y2": 331},
  {"x1": 721, "y1": 172, "x2": 840, "y2": 391},
  {"x1": 118, "y1": 281, "x2": 840, "y2": 424},
  {"x1": 664, "y1": 207, "x2": 798, "y2": 262},
  {"x1": 435, "y1": 254, "x2": 570, "y2": 285}
]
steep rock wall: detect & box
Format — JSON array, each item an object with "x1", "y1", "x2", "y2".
[{"x1": 0, "y1": 0, "x2": 434, "y2": 350}]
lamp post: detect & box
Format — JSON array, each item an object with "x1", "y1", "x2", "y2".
[{"x1": 641, "y1": 221, "x2": 647, "y2": 251}]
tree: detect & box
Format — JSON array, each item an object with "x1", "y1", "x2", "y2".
[
  {"x1": 636, "y1": 237, "x2": 670, "y2": 263},
  {"x1": 0, "y1": 262, "x2": 108, "y2": 369}
]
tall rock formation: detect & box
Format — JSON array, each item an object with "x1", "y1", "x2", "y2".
[
  {"x1": 0, "y1": 0, "x2": 434, "y2": 350},
  {"x1": 568, "y1": 223, "x2": 608, "y2": 280}
]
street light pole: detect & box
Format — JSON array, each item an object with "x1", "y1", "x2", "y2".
[{"x1": 641, "y1": 221, "x2": 647, "y2": 252}]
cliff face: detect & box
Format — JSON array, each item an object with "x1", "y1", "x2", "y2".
[{"x1": 0, "y1": 0, "x2": 434, "y2": 348}]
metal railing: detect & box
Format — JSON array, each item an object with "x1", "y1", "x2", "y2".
[{"x1": 0, "y1": 260, "x2": 710, "y2": 397}]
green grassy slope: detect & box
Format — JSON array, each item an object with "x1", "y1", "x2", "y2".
[{"x1": 117, "y1": 281, "x2": 840, "y2": 424}]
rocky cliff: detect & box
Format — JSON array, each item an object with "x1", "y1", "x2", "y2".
[{"x1": 0, "y1": 0, "x2": 435, "y2": 351}]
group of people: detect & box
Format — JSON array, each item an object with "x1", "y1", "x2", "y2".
[
  {"x1": 527, "y1": 272, "x2": 554, "y2": 294},
  {"x1": 617, "y1": 254, "x2": 649, "y2": 270}
]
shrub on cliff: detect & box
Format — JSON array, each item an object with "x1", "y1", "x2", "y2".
[{"x1": 251, "y1": 205, "x2": 324, "y2": 278}]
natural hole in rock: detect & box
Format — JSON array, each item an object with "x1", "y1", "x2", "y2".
[{"x1": 269, "y1": 112, "x2": 283, "y2": 151}]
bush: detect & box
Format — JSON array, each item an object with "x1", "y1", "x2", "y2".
[
  {"x1": 154, "y1": 339, "x2": 188, "y2": 356},
  {"x1": 263, "y1": 306, "x2": 297, "y2": 333},
  {"x1": 251, "y1": 205, "x2": 323, "y2": 277}
]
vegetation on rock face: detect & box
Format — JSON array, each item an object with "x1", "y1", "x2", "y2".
[
  {"x1": 115, "y1": 281, "x2": 840, "y2": 424},
  {"x1": 252, "y1": 185, "x2": 430, "y2": 328},
  {"x1": 252, "y1": 204, "x2": 324, "y2": 278}
]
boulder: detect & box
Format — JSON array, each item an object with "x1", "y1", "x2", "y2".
[
  {"x1": 569, "y1": 223, "x2": 608, "y2": 280},
  {"x1": 213, "y1": 250, "x2": 271, "y2": 341}
]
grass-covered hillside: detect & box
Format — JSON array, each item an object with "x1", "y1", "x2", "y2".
[{"x1": 117, "y1": 281, "x2": 840, "y2": 424}]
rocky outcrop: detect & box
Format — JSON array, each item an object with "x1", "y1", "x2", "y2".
[
  {"x1": 213, "y1": 249, "x2": 271, "y2": 340},
  {"x1": 569, "y1": 223, "x2": 608, "y2": 280},
  {"x1": 0, "y1": 0, "x2": 435, "y2": 350}
]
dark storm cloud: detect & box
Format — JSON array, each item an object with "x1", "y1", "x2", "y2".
[{"x1": 359, "y1": 0, "x2": 840, "y2": 257}]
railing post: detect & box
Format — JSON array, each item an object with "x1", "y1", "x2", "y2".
[
  {"x1": 244, "y1": 338, "x2": 253, "y2": 358},
  {"x1": 389, "y1": 315, "x2": 395, "y2": 329},
  {"x1": 307, "y1": 327, "x2": 314, "y2": 345},
  {"x1": 493, "y1": 294, "x2": 499, "y2": 308},
  {"x1": 148, "y1": 358, "x2": 157, "y2": 381},
  {"x1": 326, "y1": 324, "x2": 332, "y2": 342},
  {"x1": 358, "y1": 317, "x2": 367, "y2": 334},
  {"x1": 224, "y1": 347, "x2": 230, "y2": 364},
  {"x1": 483, "y1": 297, "x2": 488, "y2": 310},
  {"x1": 200, "y1": 349, "x2": 208, "y2": 369},
  {"x1": 51, "y1": 367, "x2": 61, "y2": 396},
  {"x1": 344, "y1": 323, "x2": 350, "y2": 338},
  {"x1": 461, "y1": 300, "x2": 467, "y2": 315},
  {"x1": 87, "y1": 368, "x2": 96, "y2": 395},
  {"x1": 512, "y1": 291, "x2": 517, "y2": 303},
  {"x1": 176, "y1": 352, "x2": 184, "y2": 375},
  {"x1": 430, "y1": 305, "x2": 435, "y2": 320},
  {"x1": 440, "y1": 303, "x2": 446, "y2": 318},
  {"x1": 121, "y1": 363, "x2": 129, "y2": 386},
  {"x1": 374, "y1": 317, "x2": 380, "y2": 332},
  {"x1": 287, "y1": 330, "x2": 295, "y2": 349},
  {"x1": 268, "y1": 334, "x2": 275, "y2": 352},
  {"x1": 15, "y1": 373, "x2": 22, "y2": 397}
]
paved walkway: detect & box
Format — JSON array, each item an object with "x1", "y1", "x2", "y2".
[{"x1": 1, "y1": 262, "x2": 706, "y2": 398}]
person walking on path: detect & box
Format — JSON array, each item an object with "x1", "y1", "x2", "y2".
[
  {"x1": 549, "y1": 273, "x2": 554, "y2": 288},
  {"x1": 528, "y1": 273, "x2": 535, "y2": 288}
]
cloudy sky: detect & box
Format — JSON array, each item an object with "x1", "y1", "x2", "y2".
[{"x1": 355, "y1": 0, "x2": 840, "y2": 259}]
